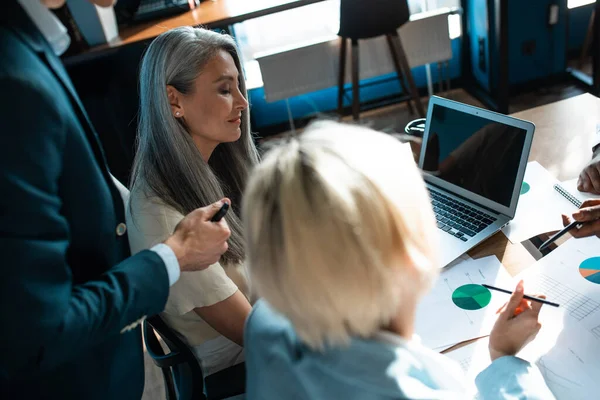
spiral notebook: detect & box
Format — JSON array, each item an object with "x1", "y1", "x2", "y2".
[
  {"x1": 553, "y1": 183, "x2": 583, "y2": 208},
  {"x1": 556, "y1": 178, "x2": 600, "y2": 208}
]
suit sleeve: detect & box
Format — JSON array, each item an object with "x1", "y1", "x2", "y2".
[{"x1": 0, "y1": 77, "x2": 169, "y2": 378}]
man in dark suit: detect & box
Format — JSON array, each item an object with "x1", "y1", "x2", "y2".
[{"x1": 0, "y1": 1, "x2": 232, "y2": 398}]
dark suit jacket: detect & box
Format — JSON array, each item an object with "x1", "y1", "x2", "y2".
[{"x1": 0, "y1": 3, "x2": 170, "y2": 398}]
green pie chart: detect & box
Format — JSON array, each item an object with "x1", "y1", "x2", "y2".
[
  {"x1": 520, "y1": 182, "x2": 530, "y2": 195},
  {"x1": 452, "y1": 284, "x2": 492, "y2": 310}
]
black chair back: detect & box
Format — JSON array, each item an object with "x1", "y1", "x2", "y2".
[
  {"x1": 144, "y1": 315, "x2": 246, "y2": 400},
  {"x1": 338, "y1": 0, "x2": 410, "y2": 39},
  {"x1": 144, "y1": 315, "x2": 206, "y2": 400}
]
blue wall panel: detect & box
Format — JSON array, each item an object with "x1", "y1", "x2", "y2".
[
  {"x1": 507, "y1": 0, "x2": 567, "y2": 85},
  {"x1": 467, "y1": 0, "x2": 491, "y2": 91}
]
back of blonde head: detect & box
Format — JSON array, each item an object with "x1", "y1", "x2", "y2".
[{"x1": 243, "y1": 121, "x2": 439, "y2": 350}]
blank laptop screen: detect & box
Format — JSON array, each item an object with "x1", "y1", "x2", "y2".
[{"x1": 422, "y1": 104, "x2": 527, "y2": 208}]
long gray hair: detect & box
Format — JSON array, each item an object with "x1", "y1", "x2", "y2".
[{"x1": 130, "y1": 26, "x2": 259, "y2": 266}]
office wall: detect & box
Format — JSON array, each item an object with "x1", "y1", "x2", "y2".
[
  {"x1": 467, "y1": 0, "x2": 492, "y2": 92},
  {"x1": 507, "y1": 0, "x2": 567, "y2": 85},
  {"x1": 465, "y1": 0, "x2": 568, "y2": 96}
]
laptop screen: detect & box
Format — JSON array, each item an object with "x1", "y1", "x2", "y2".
[{"x1": 421, "y1": 104, "x2": 528, "y2": 208}]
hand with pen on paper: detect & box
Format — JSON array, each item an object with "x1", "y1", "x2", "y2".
[
  {"x1": 561, "y1": 199, "x2": 600, "y2": 238},
  {"x1": 488, "y1": 281, "x2": 546, "y2": 361}
]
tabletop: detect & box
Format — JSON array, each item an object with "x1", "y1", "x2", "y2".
[
  {"x1": 93, "y1": 0, "x2": 327, "y2": 53},
  {"x1": 466, "y1": 93, "x2": 600, "y2": 276}
]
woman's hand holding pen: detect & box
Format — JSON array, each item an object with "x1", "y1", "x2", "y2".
[
  {"x1": 562, "y1": 199, "x2": 600, "y2": 238},
  {"x1": 488, "y1": 281, "x2": 545, "y2": 361}
]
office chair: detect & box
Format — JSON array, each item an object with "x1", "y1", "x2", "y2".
[
  {"x1": 337, "y1": 0, "x2": 425, "y2": 120},
  {"x1": 143, "y1": 315, "x2": 246, "y2": 400}
]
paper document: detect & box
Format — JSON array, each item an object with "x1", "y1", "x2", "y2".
[
  {"x1": 445, "y1": 236, "x2": 600, "y2": 399},
  {"x1": 415, "y1": 256, "x2": 513, "y2": 350},
  {"x1": 502, "y1": 161, "x2": 579, "y2": 243},
  {"x1": 445, "y1": 313, "x2": 600, "y2": 400},
  {"x1": 514, "y1": 236, "x2": 600, "y2": 337},
  {"x1": 559, "y1": 178, "x2": 600, "y2": 205}
]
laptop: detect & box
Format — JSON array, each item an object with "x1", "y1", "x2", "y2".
[{"x1": 418, "y1": 96, "x2": 535, "y2": 267}]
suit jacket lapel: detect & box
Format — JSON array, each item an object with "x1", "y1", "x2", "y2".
[
  {"x1": 2, "y1": 2, "x2": 111, "y2": 172},
  {"x1": 40, "y1": 49, "x2": 111, "y2": 169}
]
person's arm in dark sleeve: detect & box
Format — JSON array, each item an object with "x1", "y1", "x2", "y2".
[{"x1": 0, "y1": 77, "x2": 170, "y2": 378}]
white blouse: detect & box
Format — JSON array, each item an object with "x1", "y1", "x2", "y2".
[{"x1": 125, "y1": 183, "x2": 242, "y2": 347}]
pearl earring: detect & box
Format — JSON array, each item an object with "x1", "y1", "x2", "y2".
[{"x1": 175, "y1": 111, "x2": 181, "y2": 117}]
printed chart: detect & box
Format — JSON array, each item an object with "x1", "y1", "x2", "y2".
[
  {"x1": 579, "y1": 257, "x2": 600, "y2": 284},
  {"x1": 415, "y1": 256, "x2": 513, "y2": 350},
  {"x1": 445, "y1": 236, "x2": 600, "y2": 400},
  {"x1": 451, "y1": 284, "x2": 492, "y2": 310},
  {"x1": 502, "y1": 161, "x2": 579, "y2": 243},
  {"x1": 592, "y1": 324, "x2": 600, "y2": 340},
  {"x1": 529, "y1": 274, "x2": 600, "y2": 321},
  {"x1": 446, "y1": 319, "x2": 600, "y2": 400},
  {"x1": 515, "y1": 236, "x2": 600, "y2": 335}
]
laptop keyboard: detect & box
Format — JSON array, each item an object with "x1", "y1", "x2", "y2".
[{"x1": 429, "y1": 190, "x2": 497, "y2": 242}]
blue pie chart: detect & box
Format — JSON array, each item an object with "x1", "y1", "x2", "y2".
[{"x1": 579, "y1": 257, "x2": 600, "y2": 284}]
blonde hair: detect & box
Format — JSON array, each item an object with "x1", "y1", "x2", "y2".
[{"x1": 242, "y1": 121, "x2": 439, "y2": 350}]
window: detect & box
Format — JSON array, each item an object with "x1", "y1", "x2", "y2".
[
  {"x1": 234, "y1": 0, "x2": 461, "y2": 89},
  {"x1": 568, "y1": 0, "x2": 596, "y2": 9}
]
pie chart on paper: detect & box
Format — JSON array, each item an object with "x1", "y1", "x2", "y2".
[
  {"x1": 451, "y1": 284, "x2": 492, "y2": 310},
  {"x1": 579, "y1": 257, "x2": 600, "y2": 284}
]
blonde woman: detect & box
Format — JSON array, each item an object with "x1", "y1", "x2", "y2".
[
  {"x1": 126, "y1": 27, "x2": 258, "y2": 379},
  {"x1": 242, "y1": 122, "x2": 554, "y2": 399}
]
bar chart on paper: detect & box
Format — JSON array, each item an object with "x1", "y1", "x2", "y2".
[
  {"x1": 415, "y1": 256, "x2": 513, "y2": 350},
  {"x1": 531, "y1": 274, "x2": 600, "y2": 321}
]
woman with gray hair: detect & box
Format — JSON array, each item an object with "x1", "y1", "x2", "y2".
[
  {"x1": 242, "y1": 121, "x2": 554, "y2": 399},
  {"x1": 126, "y1": 26, "x2": 258, "y2": 378}
]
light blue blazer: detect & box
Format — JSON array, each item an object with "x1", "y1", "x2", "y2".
[{"x1": 245, "y1": 300, "x2": 555, "y2": 400}]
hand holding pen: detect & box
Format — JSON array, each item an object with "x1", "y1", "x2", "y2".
[
  {"x1": 561, "y1": 199, "x2": 600, "y2": 239},
  {"x1": 488, "y1": 281, "x2": 544, "y2": 361}
]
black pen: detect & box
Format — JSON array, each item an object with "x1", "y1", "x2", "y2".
[
  {"x1": 538, "y1": 220, "x2": 584, "y2": 252},
  {"x1": 482, "y1": 284, "x2": 560, "y2": 307},
  {"x1": 210, "y1": 202, "x2": 230, "y2": 222}
]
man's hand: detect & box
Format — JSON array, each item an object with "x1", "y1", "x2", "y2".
[
  {"x1": 562, "y1": 199, "x2": 600, "y2": 238},
  {"x1": 164, "y1": 199, "x2": 231, "y2": 272},
  {"x1": 578, "y1": 153, "x2": 600, "y2": 194}
]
